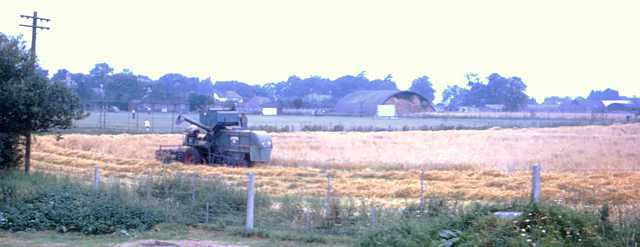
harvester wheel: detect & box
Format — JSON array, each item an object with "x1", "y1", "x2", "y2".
[{"x1": 183, "y1": 148, "x2": 202, "y2": 164}]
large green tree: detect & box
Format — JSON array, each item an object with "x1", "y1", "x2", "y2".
[
  {"x1": 0, "y1": 33, "x2": 84, "y2": 173},
  {"x1": 409, "y1": 75, "x2": 435, "y2": 102},
  {"x1": 441, "y1": 73, "x2": 529, "y2": 111},
  {"x1": 187, "y1": 93, "x2": 213, "y2": 111},
  {"x1": 484, "y1": 73, "x2": 528, "y2": 111},
  {"x1": 105, "y1": 71, "x2": 144, "y2": 109},
  {"x1": 441, "y1": 85, "x2": 469, "y2": 110}
]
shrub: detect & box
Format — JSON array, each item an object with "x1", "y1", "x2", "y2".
[
  {"x1": 0, "y1": 133, "x2": 21, "y2": 169},
  {"x1": 357, "y1": 219, "x2": 442, "y2": 247},
  {"x1": 0, "y1": 172, "x2": 163, "y2": 234},
  {"x1": 357, "y1": 202, "x2": 623, "y2": 247}
]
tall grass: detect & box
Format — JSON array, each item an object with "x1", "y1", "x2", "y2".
[{"x1": 2, "y1": 171, "x2": 638, "y2": 245}]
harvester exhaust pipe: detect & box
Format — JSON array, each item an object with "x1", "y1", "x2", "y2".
[
  {"x1": 176, "y1": 115, "x2": 211, "y2": 132},
  {"x1": 176, "y1": 115, "x2": 185, "y2": 126}
]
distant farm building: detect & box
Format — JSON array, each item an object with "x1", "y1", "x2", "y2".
[
  {"x1": 458, "y1": 106, "x2": 480, "y2": 113},
  {"x1": 214, "y1": 91, "x2": 243, "y2": 103},
  {"x1": 128, "y1": 100, "x2": 189, "y2": 112},
  {"x1": 559, "y1": 99, "x2": 605, "y2": 113},
  {"x1": 526, "y1": 104, "x2": 562, "y2": 112},
  {"x1": 602, "y1": 100, "x2": 640, "y2": 112},
  {"x1": 335, "y1": 90, "x2": 434, "y2": 116}
]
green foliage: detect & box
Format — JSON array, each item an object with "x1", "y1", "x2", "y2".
[
  {"x1": 89, "y1": 63, "x2": 113, "y2": 78},
  {"x1": 135, "y1": 174, "x2": 269, "y2": 225},
  {"x1": 442, "y1": 85, "x2": 469, "y2": 110},
  {"x1": 105, "y1": 72, "x2": 144, "y2": 109},
  {"x1": 0, "y1": 172, "x2": 163, "y2": 234},
  {"x1": 357, "y1": 219, "x2": 442, "y2": 247},
  {"x1": 0, "y1": 133, "x2": 21, "y2": 169},
  {"x1": 357, "y1": 202, "x2": 635, "y2": 247},
  {"x1": 409, "y1": 76, "x2": 435, "y2": 102},
  {"x1": 0, "y1": 33, "x2": 84, "y2": 172},
  {"x1": 1, "y1": 170, "x2": 638, "y2": 246},
  {"x1": 507, "y1": 204, "x2": 605, "y2": 246},
  {"x1": 188, "y1": 93, "x2": 213, "y2": 111},
  {"x1": 442, "y1": 73, "x2": 529, "y2": 111},
  {"x1": 0, "y1": 33, "x2": 84, "y2": 135},
  {"x1": 588, "y1": 88, "x2": 621, "y2": 101}
]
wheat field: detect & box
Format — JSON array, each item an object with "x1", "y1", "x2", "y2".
[{"x1": 31, "y1": 123, "x2": 640, "y2": 205}]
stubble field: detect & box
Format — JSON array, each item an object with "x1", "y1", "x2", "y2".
[{"x1": 31, "y1": 123, "x2": 640, "y2": 205}]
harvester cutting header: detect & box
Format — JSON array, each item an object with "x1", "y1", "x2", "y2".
[{"x1": 155, "y1": 108, "x2": 272, "y2": 167}]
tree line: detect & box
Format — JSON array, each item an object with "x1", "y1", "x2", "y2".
[
  {"x1": 51, "y1": 62, "x2": 635, "y2": 112},
  {"x1": 50, "y1": 65, "x2": 435, "y2": 110},
  {"x1": 49, "y1": 62, "x2": 538, "y2": 111}
]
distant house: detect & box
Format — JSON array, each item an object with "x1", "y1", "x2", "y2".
[
  {"x1": 128, "y1": 99, "x2": 189, "y2": 113},
  {"x1": 433, "y1": 104, "x2": 446, "y2": 112},
  {"x1": 303, "y1": 93, "x2": 332, "y2": 107},
  {"x1": 92, "y1": 87, "x2": 104, "y2": 98},
  {"x1": 559, "y1": 99, "x2": 605, "y2": 113},
  {"x1": 241, "y1": 96, "x2": 273, "y2": 113},
  {"x1": 482, "y1": 104, "x2": 505, "y2": 112},
  {"x1": 244, "y1": 96, "x2": 272, "y2": 108},
  {"x1": 334, "y1": 90, "x2": 434, "y2": 116},
  {"x1": 526, "y1": 104, "x2": 562, "y2": 112},
  {"x1": 458, "y1": 106, "x2": 480, "y2": 112},
  {"x1": 214, "y1": 91, "x2": 243, "y2": 103},
  {"x1": 601, "y1": 100, "x2": 638, "y2": 112}
]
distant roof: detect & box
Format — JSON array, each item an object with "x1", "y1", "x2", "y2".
[
  {"x1": 484, "y1": 104, "x2": 505, "y2": 110},
  {"x1": 601, "y1": 100, "x2": 633, "y2": 107},
  {"x1": 215, "y1": 90, "x2": 242, "y2": 99},
  {"x1": 335, "y1": 90, "x2": 432, "y2": 115}
]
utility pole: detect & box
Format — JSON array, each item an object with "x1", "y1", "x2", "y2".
[
  {"x1": 20, "y1": 11, "x2": 50, "y2": 62},
  {"x1": 18, "y1": 11, "x2": 50, "y2": 175}
]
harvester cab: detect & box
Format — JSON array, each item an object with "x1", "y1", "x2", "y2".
[{"x1": 155, "y1": 108, "x2": 271, "y2": 167}]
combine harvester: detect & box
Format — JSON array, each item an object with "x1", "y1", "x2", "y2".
[{"x1": 155, "y1": 108, "x2": 272, "y2": 167}]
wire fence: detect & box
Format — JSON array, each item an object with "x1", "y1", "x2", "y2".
[
  {"x1": 70, "y1": 109, "x2": 629, "y2": 134},
  {"x1": 79, "y1": 164, "x2": 640, "y2": 237}
]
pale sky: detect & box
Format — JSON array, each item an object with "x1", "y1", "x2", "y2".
[{"x1": 2, "y1": 0, "x2": 639, "y2": 102}]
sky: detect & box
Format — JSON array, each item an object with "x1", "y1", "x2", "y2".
[{"x1": 2, "y1": 0, "x2": 639, "y2": 102}]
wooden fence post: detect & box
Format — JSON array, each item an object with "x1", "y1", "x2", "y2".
[
  {"x1": 245, "y1": 173, "x2": 256, "y2": 233},
  {"x1": 531, "y1": 165, "x2": 541, "y2": 204},
  {"x1": 94, "y1": 166, "x2": 100, "y2": 191},
  {"x1": 419, "y1": 168, "x2": 425, "y2": 211}
]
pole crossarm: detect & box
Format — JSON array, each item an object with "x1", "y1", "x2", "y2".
[
  {"x1": 19, "y1": 24, "x2": 50, "y2": 30},
  {"x1": 18, "y1": 11, "x2": 50, "y2": 61}
]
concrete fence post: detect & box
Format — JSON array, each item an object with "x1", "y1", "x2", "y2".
[
  {"x1": 325, "y1": 174, "x2": 332, "y2": 218},
  {"x1": 94, "y1": 166, "x2": 100, "y2": 191},
  {"x1": 245, "y1": 173, "x2": 256, "y2": 233},
  {"x1": 191, "y1": 174, "x2": 197, "y2": 205},
  {"x1": 145, "y1": 172, "x2": 152, "y2": 198},
  {"x1": 303, "y1": 210, "x2": 311, "y2": 233},
  {"x1": 205, "y1": 202, "x2": 210, "y2": 224},
  {"x1": 531, "y1": 164, "x2": 541, "y2": 204},
  {"x1": 370, "y1": 207, "x2": 377, "y2": 226},
  {"x1": 419, "y1": 168, "x2": 425, "y2": 211}
]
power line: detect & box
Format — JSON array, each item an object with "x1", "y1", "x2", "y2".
[{"x1": 19, "y1": 11, "x2": 51, "y2": 62}]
